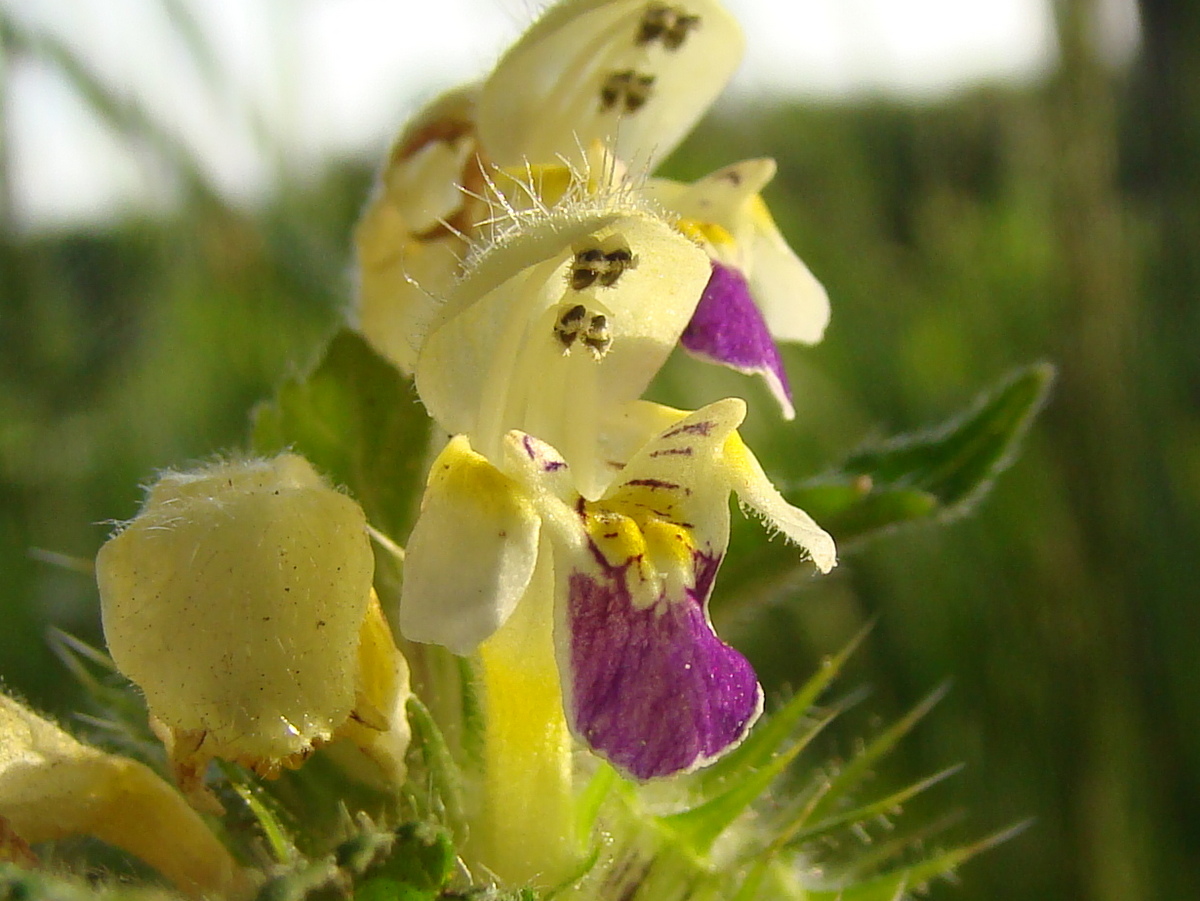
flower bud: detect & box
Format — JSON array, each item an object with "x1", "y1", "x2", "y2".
[
  {"x1": 0, "y1": 693, "x2": 241, "y2": 896},
  {"x1": 97, "y1": 455, "x2": 400, "y2": 796}
]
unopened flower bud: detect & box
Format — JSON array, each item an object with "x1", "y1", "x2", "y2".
[
  {"x1": 0, "y1": 693, "x2": 241, "y2": 896},
  {"x1": 96, "y1": 454, "x2": 405, "y2": 798}
]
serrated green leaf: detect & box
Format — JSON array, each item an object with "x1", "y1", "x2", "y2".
[
  {"x1": 661, "y1": 708, "x2": 834, "y2": 855},
  {"x1": 789, "y1": 363, "x2": 1054, "y2": 544},
  {"x1": 782, "y1": 764, "x2": 962, "y2": 848},
  {"x1": 788, "y1": 483, "x2": 938, "y2": 543},
  {"x1": 251, "y1": 330, "x2": 432, "y2": 545},
  {"x1": 844, "y1": 362, "x2": 1053, "y2": 505}
]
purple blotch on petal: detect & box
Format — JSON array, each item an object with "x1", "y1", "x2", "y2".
[
  {"x1": 564, "y1": 550, "x2": 762, "y2": 780},
  {"x1": 521, "y1": 433, "x2": 567, "y2": 470},
  {"x1": 681, "y1": 262, "x2": 795, "y2": 418}
]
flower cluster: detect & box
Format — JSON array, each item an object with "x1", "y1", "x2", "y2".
[
  {"x1": 355, "y1": 0, "x2": 830, "y2": 421},
  {"x1": 364, "y1": 0, "x2": 835, "y2": 777},
  {"x1": 352, "y1": 0, "x2": 838, "y2": 883},
  {"x1": 1, "y1": 1, "x2": 844, "y2": 896}
]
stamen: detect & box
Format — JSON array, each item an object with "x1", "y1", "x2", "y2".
[
  {"x1": 569, "y1": 244, "x2": 639, "y2": 290},
  {"x1": 599, "y1": 70, "x2": 656, "y2": 113},
  {"x1": 583, "y1": 314, "x2": 612, "y2": 358},
  {"x1": 636, "y1": 4, "x2": 702, "y2": 50},
  {"x1": 571, "y1": 248, "x2": 607, "y2": 290},
  {"x1": 551, "y1": 303, "x2": 612, "y2": 359},
  {"x1": 555, "y1": 303, "x2": 588, "y2": 348}
]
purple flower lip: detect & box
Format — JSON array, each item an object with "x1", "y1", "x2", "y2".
[
  {"x1": 563, "y1": 548, "x2": 762, "y2": 781},
  {"x1": 681, "y1": 262, "x2": 796, "y2": 419}
]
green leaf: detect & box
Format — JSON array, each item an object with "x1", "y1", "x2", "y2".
[
  {"x1": 223, "y1": 765, "x2": 299, "y2": 866},
  {"x1": 791, "y1": 362, "x2": 1054, "y2": 544},
  {"x1": 781, "y1": 764, "x2": 962, "y2": 847},
  {"x1": 360, "y1": 823, "x2": 455, "y2": 890},
  {"x1": 661, "y1": 629, "x2": 876, "y2": 855},
  {"x1": 252, "y1": 330, "x2": 432, "y2": 545},
  {"x1": 804, "y1": 822, "x2": 1031, "y2": 901},
  {"x1": 802, "y1": 683, "x2": 950, "y2": 827},
  {"x1": 661, "y1": 708, "x2": 835, "y2": 855},
  {"x1": 403, "y1": 697, "x2": 467, "y2": 840}
]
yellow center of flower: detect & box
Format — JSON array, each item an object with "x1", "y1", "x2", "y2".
[
  {"x1": 676, "y1": 217, "x2": 735, "y2": 248},
  {"x1": 579, "y1": 481, "x2": 697, "y2": 610}
]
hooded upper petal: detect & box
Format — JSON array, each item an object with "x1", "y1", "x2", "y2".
[
  {"x1": 354, "y1": 86, "x2": 480, "y2": 373},
  {"x1": 415, "y1": 193, "x2": 712, "y2": 499},
  {"x1": 478, "y1": 0, "x2": 744, "y2": 171}
]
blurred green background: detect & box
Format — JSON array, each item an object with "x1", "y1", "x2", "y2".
[{"x1": 2, "y1": 2, "x2": 1197, "y2": 900}]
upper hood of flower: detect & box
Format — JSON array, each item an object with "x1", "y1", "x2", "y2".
[
  {"x1": 478, "y1": 0, "x2": 744, "y2": 171},
  {"x1": 414, "y1": 188, "x2": 712, "y2": 499}
]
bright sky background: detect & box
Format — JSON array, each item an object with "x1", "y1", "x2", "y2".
[{"x1": 2, "y1": 0, "x2": 1140, "y2": 231}]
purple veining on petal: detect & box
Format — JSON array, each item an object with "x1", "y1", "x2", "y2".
[
  {"x1": 662, "y1": 420, "x2": 717, "y2": 439},
  {"x1": 681, "y1": 262, "x2": 796, "y2": 419},
  {"x1": 624, "y1": 478, "x2": 686, "y2": 492},
  {"x1": 563, "y1": 548, "x2": 762, "y2": 780},
  {"x1": 521, "y1": 433, "x2": 567, "y2": 470},
  {"x1": 649, "y1": 447, "x2": 693, "y2": 458}
]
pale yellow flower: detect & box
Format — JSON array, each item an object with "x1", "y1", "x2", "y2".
[
  {"x1": 0, "y1": 693, "x2": 243, "y2": 897},
  {"x1": 96, "y1": 455, "x2": 410, "y2": 804}
]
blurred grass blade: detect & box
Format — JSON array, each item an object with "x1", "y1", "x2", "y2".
[
  {"x1": 2, "y1": 16, "x2": 223, "y2": 207},
  {"x1": 157, "y1": 0, "x2": 280, "y2": 166}
]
